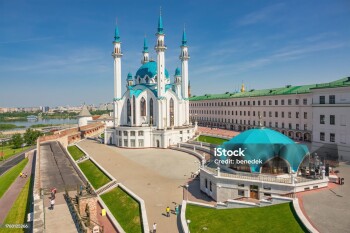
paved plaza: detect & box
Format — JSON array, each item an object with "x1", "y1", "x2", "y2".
[
  {"x1": 78, "y1": 139, "x2": 200, "y2": 233},
  {"x1": 300, "y1": 162, "x2": 350, "y2": 233}
]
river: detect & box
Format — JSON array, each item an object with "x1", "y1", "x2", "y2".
[{"x1": 0, "y1": 118, "x2": 77, "y2": 128}]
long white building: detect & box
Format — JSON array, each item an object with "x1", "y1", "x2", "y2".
[{"x1": 189, "y1": 77, "x2": 350, "y2": 160}]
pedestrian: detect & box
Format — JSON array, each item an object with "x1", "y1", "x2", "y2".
[
  {"x1": 175, "y1": 205, "x2": 179, "y2": 216},
  {"x1": 50, "y1": 198, "x2": 55, "y2": 210},
  {"x1": 24, "y1": 172, "x2": 28, "y2": 178},
  {"x1": 152, "y1": 222, "x2": 157, "y2": 233},
  {"x1": 20, "y1": 172, "x2": 23, "y2": 178},
  {"x1": 166, "y1": 206, "x2": 170, "y2": 217}
]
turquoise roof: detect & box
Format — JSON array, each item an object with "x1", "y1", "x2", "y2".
[
  {"x1": 218, "y1": 128, "x2": 308, "y2": 173},
  {"x1": 127, "y1": 72, "x2": 133, "y2": 80},
  {"x1": 182, "y1": 28, "x2": 187, "y2": 46},
  {"x1": 143, "y1": 37, "x2": 148, "y2": 52},
  {"x1": 157, "y1": 14, "x2": 164, "y2": 34},
  {"x1": 135, "y1": 61, "x2": 169, "y2": 79},
  {"x1": 128, "y1": 83, "x2": 173, "y2": 98},
  {"x1": 175, "y1": 67, "x2": 181, "y2": 76},
  {"x1": 114, "y1": 26, "x2": 120, "y2": 42}
]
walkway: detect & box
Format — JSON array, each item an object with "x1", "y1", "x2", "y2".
[
  {"x1": 298, "y1": 162, "x2": 350, "y2": 233},
  {"x1": 198, "y1": 126, "x2": 239, "y2": 138},
  {"x1": 78, "y1": 140, "x2": 200, "y2": 233},
  {"x1": 0, "y1": 150, "x2": 35, "y2": 223}
]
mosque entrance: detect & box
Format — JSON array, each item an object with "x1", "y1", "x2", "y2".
[
  {"x1": 156, "y1": 140, "x2": 160, "y2": 147},
  {"x1": 250, "y1": 185, "x2": 259, "y2": 199}
]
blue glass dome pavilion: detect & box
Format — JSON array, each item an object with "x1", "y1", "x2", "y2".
[{"x1": 218, "y1": 128, "x2": 309, "y2": 174}]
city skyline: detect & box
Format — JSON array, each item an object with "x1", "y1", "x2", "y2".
[{"x1": 1, "y1": 0, "x2": 350, "y2": 107}]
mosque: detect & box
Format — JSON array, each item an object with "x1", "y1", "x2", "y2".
[{"x1": 105, "y1": 13, "x2": 196, "y2": 148}]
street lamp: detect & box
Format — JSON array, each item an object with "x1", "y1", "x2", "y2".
[{"x1": 185, "y1": 184, "x2": 189, "y2": 201}]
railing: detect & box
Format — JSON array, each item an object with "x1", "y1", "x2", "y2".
[{"x1": 203, "y1": 166, "x2": 315, "y2": 184}]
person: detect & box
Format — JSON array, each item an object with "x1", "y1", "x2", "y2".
[
  {"x1": 175, "y1": 205, "x2": 179, "y2": 216},
  {"x1": 20, "y1": 172, "x2": 23, "y2": 178},
  {"x1": 166, "y1": 206, "x2": 170, "y2": 217},
  {"x1": 152, "y1": 222, "x2": 157, "y2": 233},
  {"x1": 24, "y1": 172, "x2": 28, "y2": 178},
  {"x1": 50, "y1": 198, "x2": 55, "y2": 210}
]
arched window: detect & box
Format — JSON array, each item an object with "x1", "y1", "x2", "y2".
[
  {"x1": 145, "y1": 77, "x2": 149, "y2": 83},
  {"x1": 170, "y1": 98, "x2": 174, "y2": 127},
  {"x1": 127, "y1": 99, "x2": 131, "y2": 124},
  {"x1": 149, "y1": 98, "x2": 154, "y2": 125},
  {"x1": 132, "y1": 96, "x2": 136, "y2": 125},
  {"x1": 138, "y1": 77, "x2": 141, "y2": 83},
  {"x1": 140, "y1": 97, "x2": 146, "y2": 116}
]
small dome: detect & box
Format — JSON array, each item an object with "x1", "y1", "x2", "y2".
[
  {"x1": 135, "y1": 61, "x2": 169, "y2": 80},
  {"x1": 127, "y1": 72, "x2": 133, "y2": 80},
  {"x1": 174, "y1": 67, "x2": 181, "y2": 76},
  {"x1": 219, "y1": 128, "x2": 308, "y2": 173}
]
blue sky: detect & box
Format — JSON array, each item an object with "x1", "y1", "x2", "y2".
[{"x1": 0, "y1": 0, "x2": 349, "y2": 107}]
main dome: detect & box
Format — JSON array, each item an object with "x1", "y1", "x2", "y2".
[
  {"x1": 219, "y1": 128, "x2": 309, "y2": 173},
  {"x1": 135, "y1": 61, "x2": 170, "y2": 79}
]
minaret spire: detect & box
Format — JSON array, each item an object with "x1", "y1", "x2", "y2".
[
  {"x1": 141, "y1": 36, "x2": 149, "y2": 64},
  {"x1": 180, "y1": 26, "x2": 190, "y2": 124},
  {"x1": 112, "y1": 21, "x2": 123, "y2": 127}
]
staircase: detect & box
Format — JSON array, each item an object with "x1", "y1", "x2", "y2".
[{"x1": 96, "y1": 180, "x2": 118, "y2": 195}]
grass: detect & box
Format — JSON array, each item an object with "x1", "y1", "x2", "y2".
[
  {"x1": 67, "y1": 145, "x2": 85, "y2": 161},
  {"x1": 0, "y1": 158, "x2": 28, "y2": 199},
  {"x1": 101, "y1": 187, "x2": 142, "y2": 233},
  {"x1": 0, "y1": 124, "x2": 25, "y2": 130},
  {"x1": 0, "y1": 145, "x2": 31, "y2": 160},
  {"x1": 186, "y1": 203, "x2": 307, "y2": 233},
  {"x1": 196, "y1": 135, "x2": 228, "y2": 145},
  {"x1": 78, "y1": 159, "x2": 111, "y2": 189},
  {"x1": 2, "y1": 176, "x2": 33, "y2": 233}
]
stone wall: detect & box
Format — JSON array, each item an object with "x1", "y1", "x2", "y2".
[{"x1": 78, "y1": 195, "x2": 98, "y2": 226}]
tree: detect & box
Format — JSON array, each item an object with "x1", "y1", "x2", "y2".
[
  {"x1": 11, "y1": 133, "x2": 23, "y2": 149},
  {"x1": 23, "y1": 128, "x2": 42, "y2": 146}
]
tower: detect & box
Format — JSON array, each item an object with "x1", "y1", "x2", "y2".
[
  {"x1": 141, "y1": 37, "x2": 149, "y2": 64},
  {"x1": 180, "y1": 27, "x2": 190, "y2": 124},
  {"x1": 112, "y1": 24, "x2": 123, "y2": 127},
  {"x1": 127, "y1": 72, "x2": 133, "y2": 86},
  {"x1": 174, "y1": 67, "x2": 182, "y2": 99},
  {"x1": 241, "y1": 82, "x2": 245, "y2": 93},
  {"x1": 155, "y1": 11, "x2": 167, "y2": 97}
]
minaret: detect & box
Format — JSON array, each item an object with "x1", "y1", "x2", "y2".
[
  {"x1": 141, "y1": 37, "x2": 149, "y2": 64},
  {"x1": 155, "y1": 11, "x2": 167, "y2": 97},
  {"x1": 112, "y1": 24, "x2": 123, "y2": 127},
  {"x1": 180, "y1": 28, "x2": 189, "y2": 99},
  {"x1": 174, "y1": 67, "x2": 182, "y2": 99},
  {"x1": 241, "y1": 82, "x2": 245, "y2": 93},
  {"x1": 180, "y1": 27, "x2": 190, "y2": 125}
]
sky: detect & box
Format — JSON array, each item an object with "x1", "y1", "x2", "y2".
[{"x1": 0, "y1": 0, "x2": 350, "y2": 107}]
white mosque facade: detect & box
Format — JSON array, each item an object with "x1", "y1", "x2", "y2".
[{"x1": 105, "y1": 15, "x2": 196, "y2": 148}]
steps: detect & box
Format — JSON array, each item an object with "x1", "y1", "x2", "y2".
[{"x1": 96, "y1": 180, "x2": 118, "y2": 195}]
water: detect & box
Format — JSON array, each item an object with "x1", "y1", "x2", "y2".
[{"x1": 0, "y1": 118, "x2": 77, "y2": 128}]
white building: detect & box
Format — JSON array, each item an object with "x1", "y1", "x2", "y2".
[
  {"x1": 190, "y1": 77, "x2": 350, "y2": 160},
  {"x1": 105, "y1": 14, "x2": 196, "y2": 148},
  {"x1": 78, "y1": 105, "x2": 93, "y2": 127}
]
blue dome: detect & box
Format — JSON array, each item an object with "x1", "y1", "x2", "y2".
[
  {"x1": 135, "y1": 61, "x2": 169, "y2": 79},
  {"x1": 174, "y1": 67, "x2": 181, "y2": 76},
  {"x1": 127, "y1": 72, "x2": 133, "y2": 80},
  {"x1": 219, "y1": 128, "x2": 309, "y2": 173}
]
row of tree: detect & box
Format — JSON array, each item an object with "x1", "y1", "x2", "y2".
[{"x1": 11, "y1": 128, "x2": 42, "y2": 149}]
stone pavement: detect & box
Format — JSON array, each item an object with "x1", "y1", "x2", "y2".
[
  {"x1": 0, "y1": 151, "x2": 35, "y2": 224},
  {"x1": 43, "y1": 192, "x2": 78, "y2": 233},
  {"x1": 298, "y1": 162, "x2": 350, "y2": 233},
  {"x1": 78, "y1": 140, "x2": 200, "y2": 233},
  {"x1": 96, "y1": 201, "x2": 118, "y2": 233},
  {"x1": 197, "y1": 126, "x2": 239, "y2": 138}
]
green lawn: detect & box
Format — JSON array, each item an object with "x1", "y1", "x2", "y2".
[
  {"x1": 67, "y1": 145, "x2": 85, "y2": 161},
  {"x1": 0, "y1": 158, "x2": 29, "y2": 199},
  {"x1": 186, "y1": 203, "x2": 307, "y2": 233},
  {"x1": 78, "y1": 159, "x2": 111, "y2": 189},
  {"x1": 2, "y1": 176, "x2": 33, "y2": 233},
  {"x1": 101, "y1": 187, "x2": 142, "y2": 233},
  {"x1": 196, "y1": 135, "x2": 228, "y2": 145},
  {"x1": 1, "y1": 145, "x2": 31, "y2": 160}
]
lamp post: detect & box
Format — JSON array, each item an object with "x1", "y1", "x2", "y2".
[{"x1": 185, "y1": 184, "x2": 189, "y2": 201}]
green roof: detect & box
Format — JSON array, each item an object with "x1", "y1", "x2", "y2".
[{"x1": 189, "y1": 77, "x2": 350, "y2": 101}]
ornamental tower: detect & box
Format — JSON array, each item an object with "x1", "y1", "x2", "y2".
[
  {"x1": 155, "y1": 11, "x2": 167, "y2": 97},
  {"x1": 141, "y1": 37, "x2": 149, "y2": 64},
  {"x1": 180, "y1": 28, "x2": 189, "y2": 99},
  {"x1": 174, "y1": 67, "x2": 182, "y2": 99},
  {"x1": 112, "y1": 24, "x2": 123, "y2": 127}
]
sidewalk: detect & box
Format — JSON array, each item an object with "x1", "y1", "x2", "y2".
[{"x1": 0, "y1": 151, "x2": 35, "y2": 223}]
